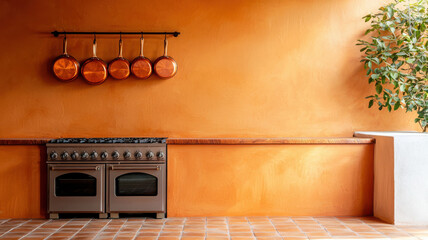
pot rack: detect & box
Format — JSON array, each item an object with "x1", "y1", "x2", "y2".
[{"x1": 51, "y1": 31, "x2": 180, "y2": 37}]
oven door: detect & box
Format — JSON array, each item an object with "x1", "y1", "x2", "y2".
[
  {"x1": 107, "y1": 164, "x2": 165, "y2": 213},
  {"x1": 48, "y1": 164, "x2": 104, "y2": 213}
]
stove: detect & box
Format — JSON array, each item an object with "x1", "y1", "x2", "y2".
[{"x1": 46, "y1": 138, "x2": 167, "y2": 219}]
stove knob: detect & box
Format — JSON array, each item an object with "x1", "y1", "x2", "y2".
[
  {"x1": 50, "y1": 151, "x2": 58, "y2": 160},
  {"x1": 101, "y1": 151, "x2": 108, "y2": 160},
  {"x1": 135, "y1": 151, "x2": 143, "y2": 159},
  {"x1": 146, "y1": 151, "x2": 154, "y2": 159},
  {"x1": 90, "y1": 151, "x2": 98, "y2": 160},
  {"x1": 61, "y1": 151, "x2": 69, "y2": 160},
  {"x1": 71, "y1": 151, "x2": 79, "y2": 160},
  {"x1": 123, "y1": 151, "x2": 131, "y2": 159},
  {"x1": 81, "y1": 151, "x2": 89, "y2": 160},
  {"x1": 157, "y1": 151, "x2": 165, "y2": 160},
  {"x1": 112, "y1": 151, "x2": 120, "y2": 160}
]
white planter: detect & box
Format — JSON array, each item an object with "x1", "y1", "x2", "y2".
[{"x1": 354, "y1": 131, "x2": 428, "y2": 225}]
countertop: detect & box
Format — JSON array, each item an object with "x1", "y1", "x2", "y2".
[{"x1": 0, "y1": 137, "x2": 375, "y2": 145}]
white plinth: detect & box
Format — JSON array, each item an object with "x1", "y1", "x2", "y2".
[{"x1": 354, "y1": 131, "x2": 428, "y2": 225}]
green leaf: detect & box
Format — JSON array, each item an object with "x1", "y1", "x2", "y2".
[
  {"x1": 364, "y1": 15, "x2": 372, "y2": 22},
  {"x1": 369, "y1": 99, "x2": 374, "y2": 108},
  {"x1": 391, "y1": 72, "x2": 399, "y2": 79},
  {"x1": 376, "y1": 84, "x2": 383, "y2": 94},
  {"x1": 394, "y1": 101, "x2": 401, "y2": 110}
]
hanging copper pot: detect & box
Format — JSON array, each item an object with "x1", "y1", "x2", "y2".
[
  {"x1": 131, "y1": 34, "x2": 152, "y2": 79},
  {"x1": 108, "y1": 35, "x2": 130, "y2": 80},
  {"x1": 81, "y1": 35, "x2": 108, "y2": 85},
  {"x1": 153, "y1": 35, "x2": 177, "y2": 79},
  {"x1": 52, "y1": 36, "x2": 79, "y2": 82}
]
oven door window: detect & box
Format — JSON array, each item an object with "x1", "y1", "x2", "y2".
[
  {"x1": 55, "y1": 173, "x2": 97, "y2": 196},
  {"x1": 115, "y1": 172, "x2": 158, "y2": 196}
]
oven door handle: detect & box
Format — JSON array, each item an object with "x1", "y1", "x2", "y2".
[
  {"x1": 109, "y1": 166, "x2": 160, "y2": 171},
  {"x1": 50, "y1": 166, "x2": 100, "y2": 171}
]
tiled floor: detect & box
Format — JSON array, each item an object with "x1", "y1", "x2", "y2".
[{"x1": 0, "y1": 216, "x2": 428, "y2": 240}]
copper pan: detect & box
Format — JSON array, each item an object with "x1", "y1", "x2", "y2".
[
  {"x1": 52, "y1": 36, "x2": 79, "y2": 82},
  {"x1": 81, "y1": 36, "x2": 108, "y2": 85},
  {"x1": 108, "y1": 35, "x2": 130, "y2": 80},
  {"x1": 131, "y1": 34, "x2": 152, "y2": 79},
  {"x1": 153, "y1": 35, "x2": 177, "y2": 79}
]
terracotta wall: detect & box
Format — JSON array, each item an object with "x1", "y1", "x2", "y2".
[
  {"x1": 0, "y1": 0, "x2": 418, "y2": 139},
  {"x1": 168, "y1": 144, "x2": 374, "y2": 217},
  {"x1": 0, "y1": 144, "x2": 374, "y2": 218},
  {"x1": 0, "y1": 146, "x2": 46, "y2": 218},
  {"x1": 0, "y1": 0, "x2": 394, "y2": 218}
]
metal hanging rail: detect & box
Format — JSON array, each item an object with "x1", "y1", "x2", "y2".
[{"x1": 51, "y1": 31, "x2": 180, "y2": 37}]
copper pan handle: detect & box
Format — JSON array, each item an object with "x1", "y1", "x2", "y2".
[
  {"x1": 63, "y1": 35, "x2": 68, "y2": 55},
  {"x1": 140, "y1": 35, "x2": 144, "y2": 57},
  {"x1": 118, "y1": 38, "x2": 123, "y2": 58},
  {"x1": 118, "y1": 33, "x2": 123, "y2": 58},
  {"x1": 50, "y1": 166, "x2": 100, "y2": 171},
  {"x1": 163, "y1": 35, "x2": 168, "y2": 56},
  {"x1": 92, "y1": 35, "x2": 97, "y2": 57},
  {"x1": 110, "y1": 166, "x2": 160, "y2": 171}
]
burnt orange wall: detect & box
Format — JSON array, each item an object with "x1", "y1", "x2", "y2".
[
  {"x1": 0, "y1": 0, "x2": 389, "y2": 218},
  {"x1": 168, "y1": 144, "x2": 374, "y2": 217},
  {"x1": 0, "y1": 146, "x2": 46, "y2": 218},
  {"x1": 0, "y1": 0, "x2": 418, "y2": 138}
]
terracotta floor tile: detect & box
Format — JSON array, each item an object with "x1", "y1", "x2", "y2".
[
  {"x1": 162, "y1": 229, "x2": 182, "y2": 232},
  {"x1": 279, "y1": 232, "x2": 307, "y2": 237},
  {"x1": 158, "y1": 237, "x2": 181, "y2": 240},
  {"x1": 229, "y1": 229, "x2": 252, "y2": 233},
  {"x1": 205, "y1": 237, "x2": 229, "y2": 240},
  {"x1": 230, "y1": 232, "x2": 254, "y2": 237},
  {"x1": 159, "y1": 232, "x2": 181, "y2": 237},
  {"x1": 134, "y1": 237, "x2": 157, "y2": 240},
  {"x1": 304, "y1": 232, "x2": 329, "y2": 237},
  {"x1": 253, "y1": 232, "x2": 279, "y2": 237},
  {"x1": 282, "y1": 238, "x2": 308, "y2": 240},
  {"x1": 183, "y1": 230, "x2": 205, "y2": 233},
  {"x1": 182, "y1": 232, "x2": 205, "y2": 237},
  {"x1": 276, "y1": 228, "x2": 302, "y2": 232},
  {"x1": 230, "y1": 237, "x2": 256, "y2": 240},
  {"x1": 181, "y1": 237, "x2": 205, "y2": 240},
  {"x1": 256, "y1": 237, "x2": 283, "y2": 240},
  {"x1": 206, "y1": 232, "x2": 229, "y2": 237},
  {"x1": 0, "y1": 216, "x2": 427, "y2": 240},
  {"x1": 137, "y1": 232, "x2": 159, "y2": 236}
]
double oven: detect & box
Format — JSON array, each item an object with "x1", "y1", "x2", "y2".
[{"x1": 46, "y1": 138, "x2": 167, "y2": 219}]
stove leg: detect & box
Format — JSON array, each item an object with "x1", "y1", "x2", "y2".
[
  {"x1": 99, "y1": 213, "x2": 108, "y2": 219},
  {"x1": 156, "y1": 213, "x2": 165, "y2": 219},
  {"x1": 49, "y1": 213, "x2": 59, "y2": 219},
  {"x1": 110, "y1": 213, "x2": 119, "y2": 219}
]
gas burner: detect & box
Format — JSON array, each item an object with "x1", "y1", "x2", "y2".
[{"x1": 49, "y1": 138, "x2": 167, "y2": 144}]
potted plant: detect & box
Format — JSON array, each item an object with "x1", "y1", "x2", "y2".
[
  {"x1": 357, "y1": 0, "x2": 427, "y2": 132},
  {"x1": 355, "y1": 0, "x2": 428, "y2": 226}
]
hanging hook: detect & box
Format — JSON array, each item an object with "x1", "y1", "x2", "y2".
[
  {"x1": 141, "y1": 32, "x2": 144, "y2": 39},
  {"x1": 164, "y1": 33, "x2": 167, "y2": 41},
  {"x1": 120, "y1": 32, "x2": 122, "y2": 41},
  {"x1": 93, "y1": 33, "x2": 96, "y2": 44}
]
